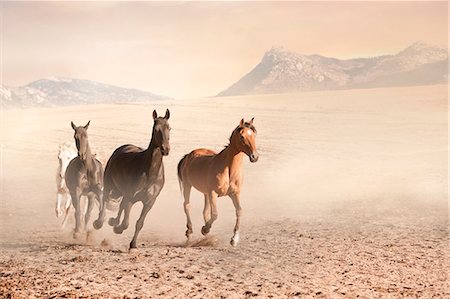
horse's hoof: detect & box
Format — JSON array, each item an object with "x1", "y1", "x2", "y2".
[
  {"x1": 113, "y1": 226, "x2": 124, "y2": 234},
  {"x1": 128, "y1": 247, "x2": 139, "y2": 255},
  {"x1": 201, "y1": 226, "x2": 210, "y2": 236},
  {"x1": 108, "y1": 217, "x2": 118, "y2": 227},
  {"x1": 230, "y1": 233, "x2": 240, "y2": 246},
  {"x1": 184, "y1": 238, "x2": 193, "y2": 247},
  {"x1": 186, "y1": 234, "x2": 193, "y2": 243},
  {"x1": 129, "y1": 241, "x2": 137, "y2": 250},
  {"x1": 73, "y1": 231, "x2": 82, "y2": 240},
  {"x1": 230, "y1": 239, "x2": 239, "y2": 247},
  {"x1": 93, "y1": 220, "x2": 103, "y2": 230}
]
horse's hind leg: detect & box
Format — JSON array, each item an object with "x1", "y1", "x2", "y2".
[
  {"x1": 182, "y1": 183, "x2": 193, "y2": 239},
  {"x1": 130, "y1": 198, "x2": 156, "y2": 249},
  {"x1": 109, "y1": 197, "x2": 125, "y2": 227},
  {"x1": 93, "y1": 186, "x2": 107, "y2": 229},
  {"x1": 114, "y1": 199, "x2": 133, "y2": 234},
  {"x1": 202, "y1": 194, "x2": 211, "y2": 225},
  {"x1": 229, "y1": 193, "x2": 242, "y2": 246},
  {"x1": 201, "y1": 192, "x2": 218, "y2": 235}
]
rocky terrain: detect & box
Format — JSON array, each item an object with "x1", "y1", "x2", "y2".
[{"x1": 218, "y1": 42, "x2": 448, "y2": 96}]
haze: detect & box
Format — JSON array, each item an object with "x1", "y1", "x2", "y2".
[{"x1": 1, "y1": 1, "x2": 447, "y2": 98}]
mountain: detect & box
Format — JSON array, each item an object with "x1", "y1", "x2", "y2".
[
  {"x1": 217, "y1": 42, "x2": 448, "y2": 96},
  {"x1": 1, "y1": 77, "x2": 172, "y2": 108}
]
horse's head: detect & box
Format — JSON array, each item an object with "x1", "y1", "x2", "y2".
[
  {"x1": 71, "y1": 121, "x2": 90, "y2": 160},
  {"x1": 232, "y1": 118, "x2": 259, "y2": 163},
  {"x1": 152, "y1": 109, "x2": 171, "y2": 156}
]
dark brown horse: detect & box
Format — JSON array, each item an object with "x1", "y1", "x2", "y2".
[
  {"x1": 65, "y1": 121, "x2": 103, "y2": 238},
  {"x1": 93, "y1": 109, "x2": 171, "y2": 250},
  {"x1": 177, "y1": 118, "x2": 259, "y2": 246}
]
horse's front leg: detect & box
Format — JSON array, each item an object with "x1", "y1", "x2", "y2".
[
  {"x1": 55, "y1": 193, "x2": 63, "y2": 218},
  {"x1": 201, "y1": 192, "x2": 218, "y2": 235},
  {"x1": 70, "y1": 189, "x2": 83, "y2": 239},
  {"x1": 129, "y1": 196, "x2": 156, "y2": 250},
  {"x1": 84, "y1": 193, "x2": 96, "y2": 229},
  {"x1": 229, "y1": 193, "x2": 242, "y2": 246},
  {"x1": 61, "y1": 193, "x2": 72, "y2": 228}
]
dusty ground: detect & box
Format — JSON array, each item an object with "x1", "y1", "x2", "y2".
[{"x1": 1, "y1": 85, "x2": 448, "y2": 298}]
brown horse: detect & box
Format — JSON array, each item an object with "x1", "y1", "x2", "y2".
[
  {"x1": 65, "y1": 121, "x2": 103, "y2": 238},
  {"x1": 177, "y1": 118, "x2": 259, "y2": 246},
  {"x1": 93, "y1": 109, "x2": 171, "y2": 250}
]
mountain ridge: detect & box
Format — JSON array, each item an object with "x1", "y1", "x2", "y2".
[
  {"x1": 217, "y1": 42, "x2": 448, "y2": 97},
  {"x1": 1, "y1": 77, "x2": 172, "y2": 108}
]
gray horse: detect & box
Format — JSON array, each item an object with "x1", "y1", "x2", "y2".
[
  {"x1": 93, "y1": 109, "x2": 171, "y2": 250},
  {"x1": 65, "y1": 121, "x2": 103, "y2": 238}
]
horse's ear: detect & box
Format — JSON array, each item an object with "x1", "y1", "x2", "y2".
[
  {"x1": 249, "y1": 117, "x2": 254, "y2": 125},
  {"x1": 71, "y1": 121, "x2": 76, "y2": 131},
  {"x1": 164, "y1": 109, "x2": 170, "y2": 120},
  {"x1": 239, "y1": 118, "x2": 244, "y2": 127},
  {"x1": 153, "y1": 110, "x2": 158, "y2": 120},
  {"x1": 84, "y1": 120, "x2": 90, "y2": 130}
]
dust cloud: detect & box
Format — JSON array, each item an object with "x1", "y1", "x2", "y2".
[
  {"x1": 1, "y1": 85, "x2": 448, "y2": 297},
  {"x1": 1, "y1": 85, "x2": 447, "y2": 246}
]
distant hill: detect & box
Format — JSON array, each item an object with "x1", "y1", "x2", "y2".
[
  {"x1": 1, "y1": 77, "x2": 172, "y2": 108},
  {"x1": 217, "y1": 42, "x2": 448, "y2": 97}
]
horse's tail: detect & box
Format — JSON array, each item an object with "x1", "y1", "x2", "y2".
[{"x1": 177, "y1": 154, "x2": 188, "y2": 192}]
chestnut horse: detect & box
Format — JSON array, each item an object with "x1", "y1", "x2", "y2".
[
  {"x1": 177, "y1": 118, "x2": 259, "y2": 246},
  {"x1": 65, "y1": 121, "x2": 103, "y2": 238},
  {"x1": 93, "y1": 109, "x2": 171, "y2": 250}
]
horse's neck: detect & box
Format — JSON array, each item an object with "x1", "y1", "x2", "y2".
[
  {"x1": 61, "y1": 158, "x2": 71, "y2": 174},
  {"x1": 83, "y1": 143, "x2": 95, "y2": 169},
  {"x1": 144, "y1": 143, "x2": 163, "y2": 174},
  {"x1": 216, "y1": 145, "x2": 244, "y2": 176},
  {"x1": 59, "y1": 164, "x2": 67, "y2": 182}
]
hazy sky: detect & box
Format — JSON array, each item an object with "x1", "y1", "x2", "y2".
[{"x1": 1, "y1": 1, "x2": 448, "y2": 99}]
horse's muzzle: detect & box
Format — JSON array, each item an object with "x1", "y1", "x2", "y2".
[
  {"x1": 161, "y1": 146, "x2": 170, "y2": 156},
  {"x1": 249, "y1": 152, "x2": 259, "y2": 163}
]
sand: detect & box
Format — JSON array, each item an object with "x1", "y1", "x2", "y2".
[{"x1": 0, "y1": 85, "x2": 448, "y2": 298}]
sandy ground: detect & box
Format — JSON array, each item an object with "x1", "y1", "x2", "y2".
[{"x1": 0, "y1": 85, "x2": 448, "y2": 298}]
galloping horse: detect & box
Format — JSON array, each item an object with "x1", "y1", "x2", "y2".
[
  {"x1": 178, "y1": 118, "x2": 259, "y2": 246},
  {"x1": 65, "y1": 121, "x2": 103, "y2": 238},
  {"x1": 56, "y1": 142, "x2": 78, "y2": 227},
  {"x1": 93, "y1": 109, "x2": 171, "y2": 250}
]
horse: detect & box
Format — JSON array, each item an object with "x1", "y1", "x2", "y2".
[
  {"x1": 177, "y1": 118, "x2": 259, "y2": 246},
  {"x1": 65, "y1": 121, "x2": 104, "y2": 238},
  {"x1": 56, "y1": 142, "x2": 105, "y2": 228},
  {"x1": 93, "y1": 109, "x2": 171, "y2": 250},
  {"x1": 56, "y1": 142, "x2": 78, "y2": 227}
]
